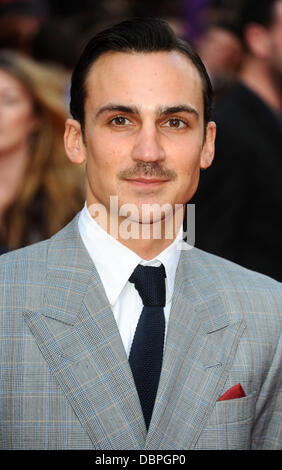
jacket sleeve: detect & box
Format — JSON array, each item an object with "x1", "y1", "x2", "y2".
[{"x1": 252, "y1": 332, "x2": 282, "y2": 449}]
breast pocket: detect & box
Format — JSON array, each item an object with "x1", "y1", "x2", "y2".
[{"x1": 195, "y1": 390, "x2": 257, "y2": 450}]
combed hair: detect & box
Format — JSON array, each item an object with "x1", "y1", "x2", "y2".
[{"x1": 70, "y1": 17, "x2": 213, "y2": 131}]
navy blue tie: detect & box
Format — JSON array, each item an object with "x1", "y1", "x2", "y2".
[{"x1": 128, "y1": 263, "x2": 166, "y2": 430}]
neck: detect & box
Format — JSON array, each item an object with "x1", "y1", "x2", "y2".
[
  {"x1": 88, "y1": 202, "x2": 184, "y2": 260},
  {"x1": 0, "y1": 146, "x2": 29, "y2": 222},
  {"x1": 239, "y1": 57, "x2": 282, "y2": 110},
  {"x1": 117, "y1": 218, "x2": 182, "y2": 260}
]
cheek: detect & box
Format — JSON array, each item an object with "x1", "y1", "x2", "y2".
[
  {"x1": 170, "y1": 145, "x2": 202, "y2": 199},
  {"x1": 7, "y1": 106, "x2": 35, "y2": 134},
  {"x1": 85, "y1": 142, "x2": 121, "y2": 194},
  {"x1": 171, "y1": 142, "x2": 203, "y2": 176},
  {"x1": 87, "y1": 133, "x2": 129, "y2": 172}
]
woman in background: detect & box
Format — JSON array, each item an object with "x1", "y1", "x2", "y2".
[{"x1": 0, "y1": 50, "x2": 84, "y2": 251}]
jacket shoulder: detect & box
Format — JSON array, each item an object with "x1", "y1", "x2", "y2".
[
  {"x1": 0, "y1": 238, "x2": 49, "y2": 272},
  {"x1": 186, "y1": 247, "x2": 281, "y2": 294},
  {"x1": 0, "y1": 239, "x2": 51, "y2": 313},
  {"x1": 182, "y1": 248, "x2": 282, "y2": 331},
  {"x1": 0, "y1": 213, "x2": 80, "y2": 274}
]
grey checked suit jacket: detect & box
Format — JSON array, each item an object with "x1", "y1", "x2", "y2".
[{"x1": 0, "y1": 214, "x2": 281, "y2": 450}]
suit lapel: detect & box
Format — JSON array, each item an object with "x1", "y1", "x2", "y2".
[
  {"x1": 145, "y1": 247, "x2": 246, "y2": 449},
  {"x1": 23, "y1": 216, "x2": 146, "y2": 450}
]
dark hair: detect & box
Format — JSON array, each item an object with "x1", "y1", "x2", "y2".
[
  {"x1": 70, "y1": 17, "x2": 213, "y2": 132},
  {"x1": 238, "y1": 0, "x2": 278, "y2": 40}
]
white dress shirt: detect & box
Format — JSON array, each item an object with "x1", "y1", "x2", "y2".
[{"x1": 78, "y1": 203, "x2": 183, "y2": 357}]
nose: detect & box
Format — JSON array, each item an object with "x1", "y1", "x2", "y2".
[{"x1": 131, "y1": 122, "x2": 165, "y2": 163}]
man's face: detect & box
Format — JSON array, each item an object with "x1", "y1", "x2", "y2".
[{"x1": 66, "y1": 50, "x2": 215, "y2": 224}]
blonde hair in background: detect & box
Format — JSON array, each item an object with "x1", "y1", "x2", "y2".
[{"x1": 0, "y1": 50, "x2": 85, "y2": 248}]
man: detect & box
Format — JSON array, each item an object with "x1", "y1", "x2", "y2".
[
  {"x1": 193, "y1": 0, "x2": 282, "y2": 281},
  {"x1": 0, "y1": 18, "x2": 281, "y2": 450}
]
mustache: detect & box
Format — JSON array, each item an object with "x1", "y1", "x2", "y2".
[{"x1": 118, "y1": 162, "x2": 177, "y2": 180}]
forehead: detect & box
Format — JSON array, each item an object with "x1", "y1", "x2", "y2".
[
  {"x1": 0, "y1": 69, "x2": 31, "y2": 98},
  {"x1": 84, "y1": 50, "x2": 204, "y2": 117},
  {"x1": 0, "y1": 69, "x2": 21, "y2": 88}
]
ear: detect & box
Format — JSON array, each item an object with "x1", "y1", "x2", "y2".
[
  {"x1": 244, "y1": 24, "x2": 271, "y2": 59},
  {"x1": 200, "y1": 121, "x2": 216, "y2": 170},
  {"x1": 64, "y1": 118, "x2": 86, "y2": 164}
]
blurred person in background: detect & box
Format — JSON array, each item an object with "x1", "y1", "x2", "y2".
[
  {"x1": 0, "y1": 0, "x2": 48, "y2": 56},
  {"x1": 192, "y1": 0, "x2": 282, "y2": 281},
  {"x1": 0, "y1": 50, "x2": 84, "y2": 252},
  {"x1": 195, "y1": 19, "x2": 243, "y2": 97},
  {"x1": 185, "y1": 1, "x2": 244, "y2": 97}
]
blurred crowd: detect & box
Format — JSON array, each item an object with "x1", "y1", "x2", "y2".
[
  {"x1": 188, "y1": 0, "x2": 282, "y2": 282},
  {"x1": 0, "y1": 0, "x2": 281, "y2": 281}
]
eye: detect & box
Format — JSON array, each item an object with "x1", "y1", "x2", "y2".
[
  {"x1": 163, "y1": 118, "x2": 187, "y2": 129},
  {"x1": 110, "y1": 116, "x2": 131, "y2": 126}
]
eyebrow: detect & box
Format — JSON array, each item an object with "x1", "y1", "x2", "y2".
[
  {"x1": 94, "y1": 103, "x2": 199, "y2": 119},
  {"x1": 95, "y1": 104, "x2": 138, "y2": 119},
  {"x1": 159, "y1": 105, "x2": 199, "y2": 119}
]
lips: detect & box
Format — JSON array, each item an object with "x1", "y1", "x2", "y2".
[{"x1": 125, "y1": 177, "x2": 169, "y2": 185}]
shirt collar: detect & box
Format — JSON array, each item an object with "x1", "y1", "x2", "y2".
[{"x1": 78, "y1": 203, "x2": 183, "y2": 306}]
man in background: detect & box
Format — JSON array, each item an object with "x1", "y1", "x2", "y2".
[{"x1": 193, "y1": 0, "x2": 282, "y2": 281}]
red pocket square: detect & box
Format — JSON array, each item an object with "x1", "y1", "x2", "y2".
[{"x1": 218, "y1": 383, "x2": 246, "y2": 401}]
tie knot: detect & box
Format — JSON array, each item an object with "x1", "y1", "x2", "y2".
[{"x1": 129, "y1": 264, "x2": 166, "y2": 306}]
